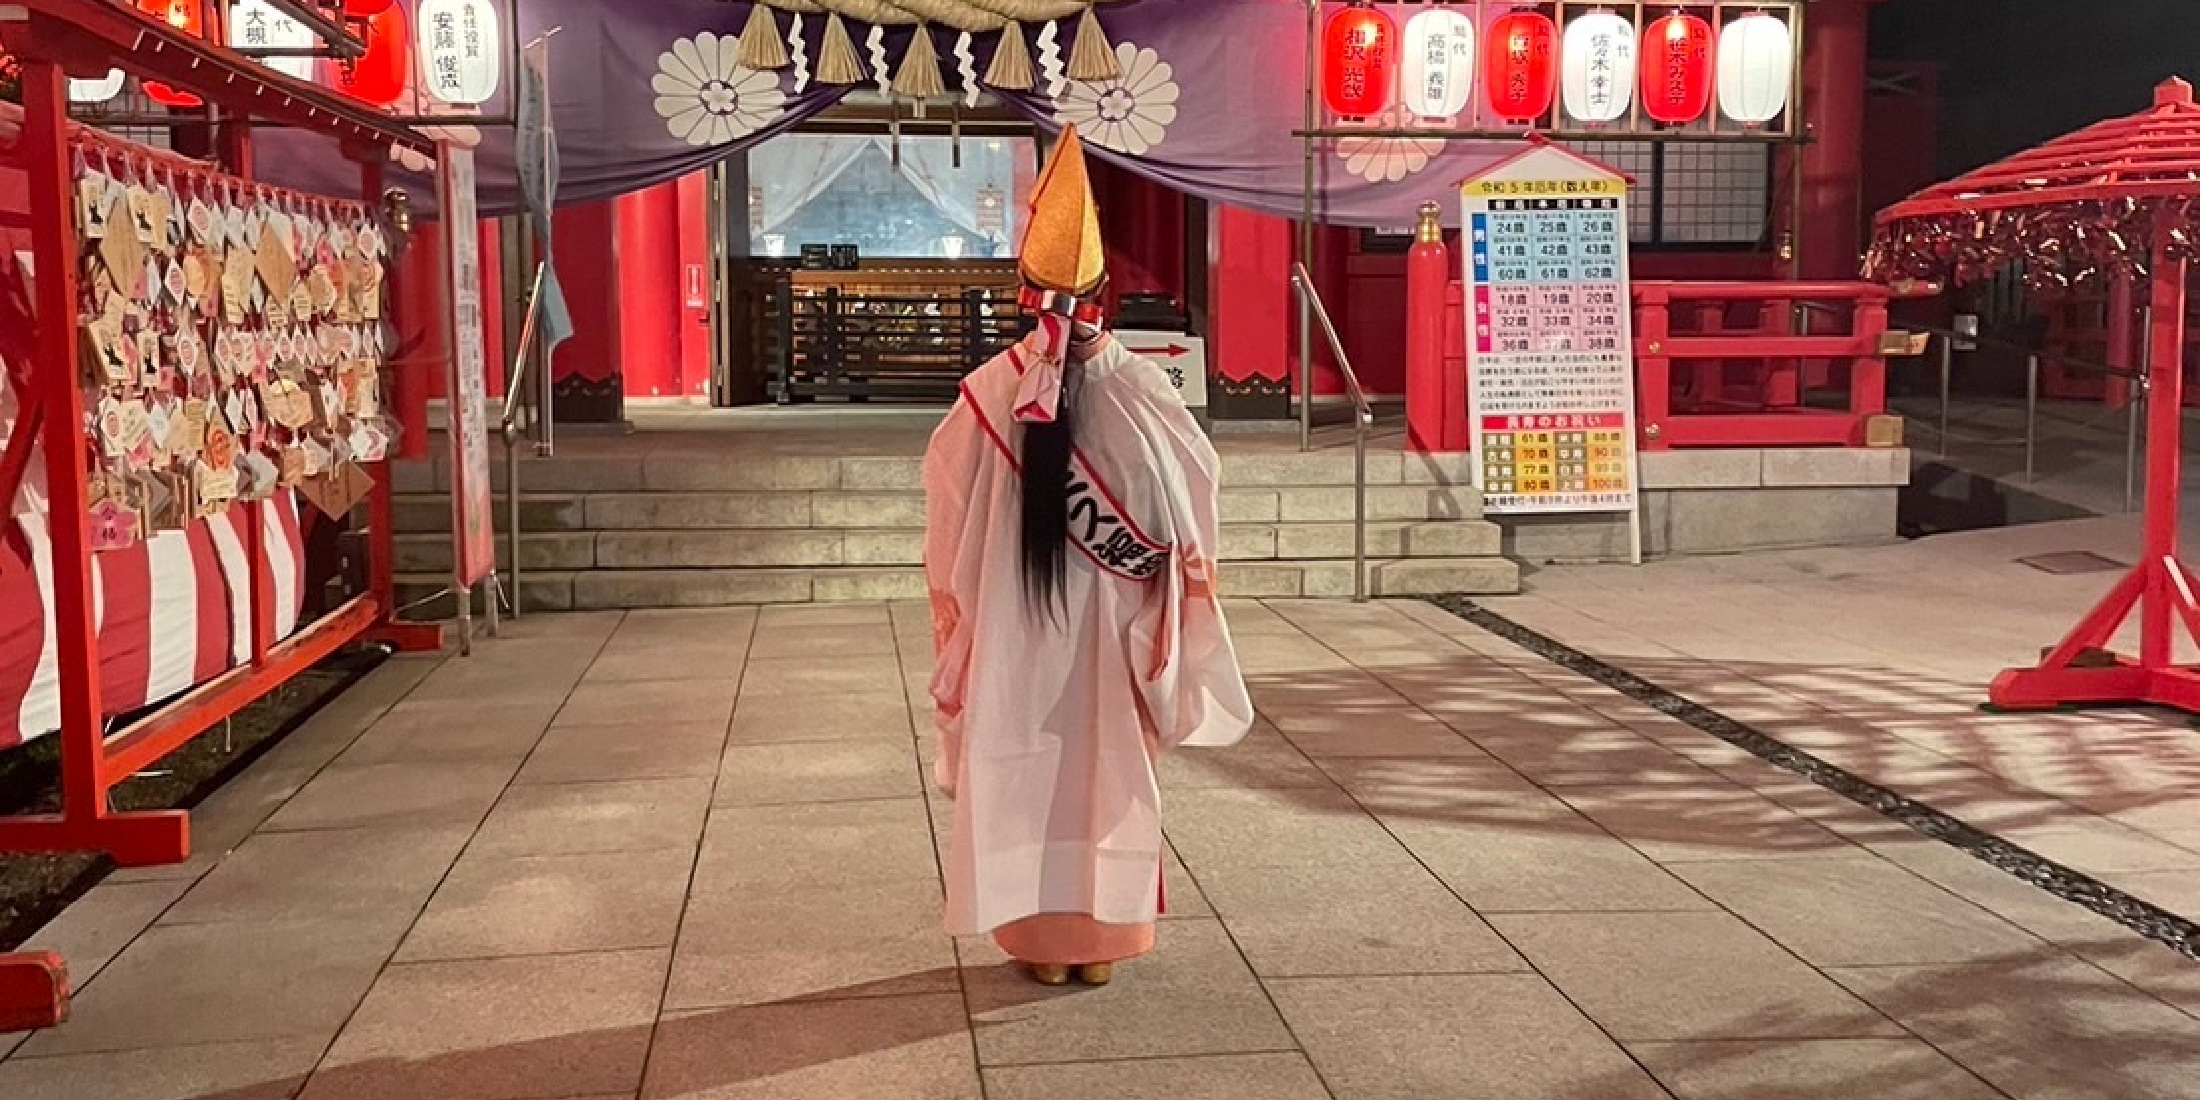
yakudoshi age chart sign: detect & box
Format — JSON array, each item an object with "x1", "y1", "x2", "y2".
[{"x1": 1459, "y1": 144, "x2": 1640, "y2": 521}]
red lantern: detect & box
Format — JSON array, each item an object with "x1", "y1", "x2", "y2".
[
  {"x1": 1483, "y1": 10, "x2": 1558, "y2": 122},
  {"x1": 139, "y1": 0, "x2": 204, "y2": 107},
  {"x1": 321, "y1": 2, "x2": 409, "y2": 107},
  {"x1": 1642, "y1": 11, "x2": 1715, "y2": 124},
  {"x1": 1321, "y1": 4, "x2": 1398, "y2": 121},
  {"x1": 344, "y1": 0, "x2": 396, "y2": 12}
]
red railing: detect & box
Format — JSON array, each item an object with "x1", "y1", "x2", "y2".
[
  {"x1": 1438, "y1": 278, "x2": 1896, "y2": 451},
  {"x1": 1633, "y1": 280, "x2": 1892, "y2": 450}
]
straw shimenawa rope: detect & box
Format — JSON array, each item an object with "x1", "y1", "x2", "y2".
[
  {"x1": 748, "y1": 0, "x2": 1115, "y2": 23},
  {"x1": 738, "y1": 0, "x2": 1128, "y2": 90}
]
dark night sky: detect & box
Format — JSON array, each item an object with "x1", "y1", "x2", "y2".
[{"x1": 1869, "y1": 0, "x2": 2200, "y2": 174}]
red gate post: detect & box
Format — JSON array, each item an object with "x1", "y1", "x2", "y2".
[
  {"x1": 18, "y1": 53, "x2": 191, "y2": 866},
  {"x1": 1405, "y1": 202, "x2": 1450, "y2": 453}
]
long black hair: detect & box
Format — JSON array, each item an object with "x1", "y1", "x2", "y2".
[{"x1": 1018, "y1": 358, "x2": 1081, "y2": 621}]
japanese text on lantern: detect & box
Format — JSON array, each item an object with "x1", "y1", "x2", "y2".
[
  {"x1": 433, "y1": 13, "x2": 460, "y2": 95},
  {"x1": 1461, "y1": 154, "x2": 1639, "y2": 517}
]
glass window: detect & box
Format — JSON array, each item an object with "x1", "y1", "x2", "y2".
[{"x1": 747, "y1": 133, "x2": 1035, "y2": 260}]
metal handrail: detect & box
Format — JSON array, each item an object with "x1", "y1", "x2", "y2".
[
  {"x1": 1290, "y1": 262, "x2": 1375, "y2": 603},
  {"x1": 499, "y1": 261, "x2": 550, "y2": 620},
  {"x1": 1912, "y1": 320, "x2": 2147, "y2": 511}
]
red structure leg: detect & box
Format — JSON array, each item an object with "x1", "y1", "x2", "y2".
[
  {"x1": 0, "y1": 954, "x2": 65, "y2": 1031},
  {"x1": 1990, "y1": 242, "x2": 2200, "y2": 711}
]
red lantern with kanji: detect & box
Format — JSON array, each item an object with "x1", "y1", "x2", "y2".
[
  {"x1": 1483, "y1": 10, "x2": 1558, "y2": 122},
  {"x1": 139, "y1": 0, "x2": 205, "y2": 107},
  {"x1": 1321, "y1": 3, "x2": 1398, "y2": 121},
  {"x1": 321, "y1": 2, "x2": 410, "y2": 107},
  {"x1": 1642, "y1": 11, "x2": 1715, "y2": 124}
]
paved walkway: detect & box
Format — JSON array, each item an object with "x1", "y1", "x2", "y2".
[{"x1": 2, "y1": 589, "x2": 2197, "y2": 1099}]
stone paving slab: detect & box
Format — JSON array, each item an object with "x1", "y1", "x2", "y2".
[{"x1": 3, "y1": 595, "x2": 2198, "y2": 1099}]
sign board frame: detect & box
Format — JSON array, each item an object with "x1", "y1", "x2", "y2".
[
  {"x1": 438, "y1": 144, "x2": 498, "y2": 601},
  {"x1": 1116, "y1": 329, "x2": 1208, "y2": 411},
  {"x1": 1459, "y1": 140, "x2": 1643, "y2": 564}
]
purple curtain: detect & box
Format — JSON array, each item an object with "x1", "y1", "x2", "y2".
[{"x1": 259, "y1": 1, "x2": 1515, "y2": 227}]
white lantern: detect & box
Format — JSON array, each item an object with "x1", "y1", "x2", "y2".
[
  {"x1": 1561, "y1": 11, "x2": 1637, "y2": 124},
  {"x1": 1399, "y1": 8, "x2": 1475, "y2": 122},
  {"x1": 1717, "y1": 11, "x2": 1794, "y2": 125},
  {"x1": 418, "y1": 0, "x2": 504, "y2": 106},
  {"x1": 67, "y1": 70, "x2": 126, "y2": 104},
  {"x1": 228, "y1": 0, "x2": 315, "y2": 83}
]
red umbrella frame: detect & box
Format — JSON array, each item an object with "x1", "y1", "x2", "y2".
[{"x1": 1869, "y1": 78, "x2": 2200, "y2": 715}]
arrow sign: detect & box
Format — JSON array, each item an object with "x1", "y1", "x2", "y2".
[{"x1": 1130, "y1": 344, "x2": 1191, "y2": 358}]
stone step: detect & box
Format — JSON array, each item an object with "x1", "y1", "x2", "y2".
[
  {"x1": 393, "y1": 482, "x2": 1484, "y2": 535},
  {"x1": 394, "y1": 520, "x2": 1504, "y2": 574},
  {"x1": 391, "y1": 448, "x2": 1476, "y2": 496},
  {"x1": 395, "y1": 555, "x2": 1518, "y2": 615}
]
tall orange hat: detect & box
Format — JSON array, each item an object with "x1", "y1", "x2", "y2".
[
  {"x1": 1018, "y1": 124, "x2": 1106, "y2": 300},
  {"x1": 1012, "y1": 125, "x2": 1106, "y2": 425}
]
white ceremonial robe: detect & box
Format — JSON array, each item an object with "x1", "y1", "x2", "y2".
[{"x1": 924, "y1": 331, "x2": 1254, "y2": 939}]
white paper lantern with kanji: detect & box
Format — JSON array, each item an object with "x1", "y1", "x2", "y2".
[
  {"x1": 1717, "y1": 11, "x2": 1793, "y2": 125},
  {"x1": 1400, "y1": 7, "x2": 1475, "y2": 121},
  {"x1": 417, "y1": 0, "x2": 503, "y2": 105},
  {"x1": 229, "y1": 0, "x2": 315, "y2": 82},
  {"x1": 68, "y1": 70, "x2": 126, "y2": 104},
  {"x1": 1561, "y1": 11, "x2": 1637, "y2": 124}
]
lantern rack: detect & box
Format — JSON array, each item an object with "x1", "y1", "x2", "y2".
[
  {"x1": 1293, "y1": 0, "x2": 1812, "y2": 443},
  {"x1": 1298, "y1": 0, "x2": 1809, "y2": 143},
  {"x1": 66, "y1": 0, "x2": 531, "y2": 130}
]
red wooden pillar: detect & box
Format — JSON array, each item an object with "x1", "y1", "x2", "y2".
[
  {"x1": 549, "y1": 200, "x2": 623, "y2": 421},
  {"x1": 22, "y1": 57, "x2": 107, "y2": 835},
  {"x1": 1798, "y1": 0, "x2": 1873, "y2": 279},
  {"x1": 1206, "y1": 205, "x2": 1294, "y2": 419},
  {"x1": 2140, "y1": 245, "x2": 2188, "y2": 670},
  {"x1": 613, "y1": 183, "x2": 683, "y2": 399},
  {"x1": 479, "y1": 219, "x2": 504, "y2": 399},
  {"x1": 394, "y1": 223, "x2": 443, "y2": 458},
  {"x1": 1404, "y1": 204, "x2": 1450, "y2": 452}
]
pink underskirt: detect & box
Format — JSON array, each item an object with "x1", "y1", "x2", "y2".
[{"x1": 992, "y1": 914, "x2": 1157, "y2": 966}]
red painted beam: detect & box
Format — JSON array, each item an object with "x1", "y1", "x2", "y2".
[{"x1": 99, "y1": 595, "x2": 382, "y2": 787}]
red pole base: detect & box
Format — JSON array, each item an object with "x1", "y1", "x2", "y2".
[
  {"x1": 0, "y1": 810, "x2": 190, "y2": 867},
  {"x1": 1988, "y1": 555, "x2": 2200, "y2": 713},
  {"x1": 371, "y1": 620, "x2": 447, "y2": 654},
  {"x1": 1990, "y1": 663, "x2": 2200, "y2": 714},
  {"x1": 0, "y1": 952, "x2": 68, "y2": 1032}
]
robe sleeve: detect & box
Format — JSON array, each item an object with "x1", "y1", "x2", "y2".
[
  {"x1": 1128, "y1": 376, "x2": 1255, "y2": 750},
  {"x1": 921, "y1": 399, "x2": 985, "y2": 798}
]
